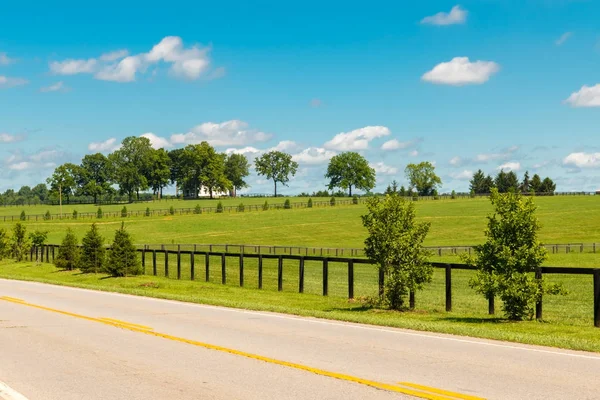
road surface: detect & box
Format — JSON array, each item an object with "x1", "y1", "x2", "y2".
[{"x1": 1, "y1": 279, "x2": 599, "y2": 400}]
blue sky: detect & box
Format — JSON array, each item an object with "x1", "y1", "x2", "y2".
[{"x1": 1, "y1": 0, "x2": 599, "y2": 194}]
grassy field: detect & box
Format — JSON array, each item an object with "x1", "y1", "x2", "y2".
[{"x1": 2, "y1": 260, "x2": 599, "y2": 352}]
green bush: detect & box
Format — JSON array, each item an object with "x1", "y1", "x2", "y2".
[
  {"x1": 105, "y1": 222, "x2": 141, "y2": 277},
  {"x1": 330, "y1": 197, "x2": 336, "y2": 206},
  {"x1": 469, "y1": 190, "x2": 476, "y2": 199},
  {"x1": 97, "y1": 207, "x2": 103, "y2": 219},
  {"x1": 284, "y1": 199, "x2": 291, "y2": 209},
  {"x1": 307, "y1": 198, "x2": 313, "y2": 208},
  {"x1": 80, "y1": 223, "x2": 105, "y2": 274},
  {"x1": 145, "y1": 207, "x2": 151, "y2": 217},
  {"x1": 169, "y1": 206, "x2": 175, "y2": 215},
  {"x1": 237, "y1": 203, "x2": 245, "y2": 212},
  {"x1": 194, "y1": 204, "x2": 202, "y2": 214},
  {"x1": 54, "y1": 229, "x2": 80, "y2": 271},
  {"x1": 44, "y1": 211, "x2": 51, "y2": 221},
  {"x1": 352, "y1": 195, "x2": 359, "y2": 205},
  {"x1": 121, "y1": 206, "x2": 128, "y2": 218},
  {"x1": 10, "y1": 223, "x2": 30, "y2": 262},
  {"x1": 216, "y1": 202, "x2": 223, "y2": 213},
  {"x1": 0, "y1": 228, "x2": 9, "y2": 260},
  {"x1": 262, "y1": 201, "x2": 269, "y2": 211},
  {"x1": 20, "y1": 210, "x2": 26, "y2": 221},
  {"x1": 451, "y1": 190, "x2": 457, "y2": 200},
  {"x1": 72, "y1": 210, "x2": 78, "y2": 219},
  {"x1": 412, "y1": 194, "x2": 418, "y2": 201}
]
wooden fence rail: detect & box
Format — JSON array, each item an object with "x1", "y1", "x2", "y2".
[{"x1": 32, "y1": 244, "x2": 600, "y2": 327}]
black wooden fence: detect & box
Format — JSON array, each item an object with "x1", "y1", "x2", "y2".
[{"x1": 31, "y1": 244, "x2": 600, "y2": 328}]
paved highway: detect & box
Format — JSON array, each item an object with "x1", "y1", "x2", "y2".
[{"x1": 1, "y1": 279, "x2": 599, "y2": 400}]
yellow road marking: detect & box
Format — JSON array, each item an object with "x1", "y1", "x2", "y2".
[
  {"x1": 398, "y1": 382, "x2": 485, "y2": 400},
  {"x1": 0, "y1": 296, "x2": 484, "y2": 400},
  {"x1": 98, "y1": 318, "x2": 153, "y2": 331}
]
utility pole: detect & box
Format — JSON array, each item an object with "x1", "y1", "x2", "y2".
[{"x1": 59, "y1": 183, "x2": 63, "y2": 219}]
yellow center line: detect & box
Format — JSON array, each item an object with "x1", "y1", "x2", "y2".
[
  {"x1": 397, "y1": 382, "x2": 485, "y2": 400},
  {"x1": 0, "y1": 296, "x2": 485, "y2": 400}
]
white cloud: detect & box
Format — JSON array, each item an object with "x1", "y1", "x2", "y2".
[
  {"x1": 270, "y1": 140, "x2": 301, "y2": 152},
  {"x1": 141, "y1": 133, "x2": 172, "y2": 149},
  {"x1": 324, "y1": 126, "x2": 390, "y2": 151},
  {"x1": 50, "y1": 58, "x2": 97, "y2": 75},
  {"x1": 564, "y1": 84, "x2": 600, "y2": 107},
  {"x1": 0, "y1": 133, "x2": 25, "y2": 143},
  {"x1": 0, "y1": 75, "x2": 28, "y2": 89},
  {"x1": 450, "y1": 170, "x2": 473, "y2": 180},
  {"x1": 563, "y1": 152, "x2": 600, "y2": 169},
  {"x1": 145, "y1": 36, "x2": 210, "y2": 80},
  {"x1": 292, "y1": 147, "x2": 336, "y2": 165},
  {"x1": 421, "y1": 5, "x2": 467, "y2": 26},
  {"x1": 225, "y1": 146, "x2": 262, "y2": 155},
  {"x1": 40, "y1": 81, "x2": 67, "y2": 93},
  {"x1": 99, "y1": 49, "x2": 129, "y2": 62},
  {"x1": 171, "y1": 120, "x2": 271, "y2": 147},
  {"x1": 476, "y1": 146, "x2": 518, "y2": 162},
  {"x1": 0, "y1": 52, "x2": 15, "y2": 65},
  {"x1": 449, "y1": 156, "x2": 463, "y2": 166},
  {"x1": 371, "y1": 162, "x2": 398, "y2": 175},
  {"x1": 29, "y1": 149, "x2": 61, "y2": 163},
  {"x1": 95, "y1": 55, "x2": 143, "y2": 82},
  {"x1": 422, "y1": 57, "x2": 500, "y2": 86},
  {"x1": 8, "y1": 161, "x2": 32, "y2": 171},
  {"x1": 555, "y1": 32, "x2": 573, "y2": 46},
  {"x1": 409, "y1": 150, "x2": 419, "y2": 157},
  {"x1": 381, "y1": 138, "x2": 421, "y2": 151},
  {"x1": 497, "y1": 161, "x2": 521, "y2": 172},
  {"x1": 88, "y1": 138, "x2": 121, "y2": 153}
]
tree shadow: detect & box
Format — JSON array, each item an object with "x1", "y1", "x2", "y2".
[{"x1": 437, "y1": 316, "x2": 506, "y2": 324}]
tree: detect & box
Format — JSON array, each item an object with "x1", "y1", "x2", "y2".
[
  {"x1": 29, "y1": 230, "x2": 48, "y2": 248},
  {"x1": 78, "y1": 153, "x2": 113, "y2": 204},
  {"x1": 11, "y1": 223, "x2": 30, "y2": 262},
  {"x1": 465, "y1": 189, "x2": 564, "y2": 320},
  {"x1": 178, "y1": 142, "x2": 231, "y2": 199},
  {"x1": 540, "y1": 177, "x2": 556, "y2": 195},
  {"x1": 55, "y1": 229, "x2": 80, "y2": 271},
  {"x1": 361, "y1": 194, "x2": 433, "y2": 309},
  {"x1": 108, "y1": 136, "x2": 154, "y2": 201},
  {"x1": 405, "y1": 161, "x2": 442, "y2": 196},
  {"x1": 47, "y1": 163, "x2": 79, "y2": 213},
  {"x1": 325, "y1": 152, "x2": 376, "y2": 197},
  {"x1": 203, "y1": 152, "x2": 232, "y2": 199},
  {"x1": 31, "y1": 183, "x2": 49, "y2": 202},
  {"x1": 147, "y1": 148, "x2": 172, "y2": 199},
  {"x1": 470, "y1": 170, "x2": 488, "y2": 194},
  {"x1": 530, "y1": 174, "x2": 542, "y2": 193},
  {"x1": 0, "y1": 228, "x2": 10, "y2": 260},
  {"x1": 520, "y1": 171, "x2": 531, "y2": 193},
  {"x1": 255, "y1": 151, "x2": 299, "y2": 197},
  {"x1": 80, "y1": 224, "x2": 105, "y2": 274},
  {"x1": 225, "y1": 153, "x2": 250, "y2": 197},
  {"x1": 494, "y1": 170, "x2": 519, "y2": 193},
  {"x1": 106, "y1": 222, "x2": 141, "y2": 277},
  {"x1": 168, "y1": 148, "x2": 186, "y2": 196}
]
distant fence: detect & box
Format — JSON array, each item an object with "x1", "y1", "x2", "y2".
[{"x1": 30, "y1": 244, "x2": 600, "y2": 327}]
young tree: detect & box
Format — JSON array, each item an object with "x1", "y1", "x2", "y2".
[
  {"x1": 530, "y1": 174, "x2": 542, "y2": 193},
  {"x1": 225, "y1": 153, "x2": 251, "y2": 197},
  {"x1": 108, "y1": 136, "x2": 154, "y2": 202},
  {"x1": 106, "y1": 222, "x2": 141, "y2": 277},
  {"x1": 11, "y1": 223, "x2": 30, "y2": 262},
  {"x1": 405, "y1": 161, "x2": 442, "y2": 196},
  {"x1": 361, "y1": 195, "x2": 433, "y2": 309},
  {"x1": 540, "y1": 177, "x2": 556, "y2": 195},
  {"x1": 325, "y1": 152, "x2": 376, "y2": 196},
  {"x1": 0, "y1": 228, "x2": 10, "y2": 260},
  {"x1": 80, "y1": 224, "x2": 105, "y2": 274},
  {"x1": 47, "y1": 163, "x2": 80, "y2": 211},
  {"x1": 255, "y1": 151, "x2": 299, "y2": 197},
  {"x1": 55, "y1": 229, "x2": 80, "y2": 271},
  {"x1": 465, "y1": 189, "x2": 564, "y2": 320},
  {"x1": 29, "y1": 230, "x2": 48, "y2": 256},
  {"x1": 520, "y1": 171, "x2": 531, "y2": 193}
]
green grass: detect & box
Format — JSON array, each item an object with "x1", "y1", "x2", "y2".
[{"x1": 2, "y1": 260, "x2": 599, "y2": 352}]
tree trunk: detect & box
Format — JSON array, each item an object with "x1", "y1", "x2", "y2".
[
  {"x1": 274, "y1": 180, "x2": 277, "y2": 197},
  {"x1": 210, "y1": 188, "x2": 213, "y2": 199},
  {"x1": 349, "y1": 185, "x2": 353, "y2": 197}
]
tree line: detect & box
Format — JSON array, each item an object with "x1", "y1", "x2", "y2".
[{"x1": 469, "y1": 170, "x2": 556, "y2": 195}]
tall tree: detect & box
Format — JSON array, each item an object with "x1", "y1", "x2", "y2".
[
  {"x1": 495, "y1": 170, "x2": 519, "y2": 193},
  {"x1": 225, "y1": 153, "x2": 250, "y2": 197},
  {"x1": 147, "y1": 148, "x2": 172, "y2": 199},
  {"x1": 78, "y1": 153, "x2": 113, "y2": 204},
  {"x1": 469, "y1": 170, "x2": 486, "y2": 194},
  {"x1": 540, "y1": 177, "x2": 556, "y2": 194},
  {"x1": 484, "y1": 175, "x2": 495, "y2": 193},
  {"x1": 405, "y1": 161, "x2": 442, "y2": 196},
  {"x1": 108, "y1": 136, "x2": 154, "y2": 201},
  {"x1": 530, "y1": 174, "x2": 542, "y2": 193},
  {"x1": 168, "y1": 148, "x2": 186, "y2": 196},
  {"x1": 178, "y1": 142, "x2": 230, "y2": 199},
  {"x1": 325, "y1": 152, "x2": 376, "y2": 196},
  {"x1": 31, "y1": 183, "x2": 49, "y2": 202},
  {"x1": 203, "y1": 151, "x2": 232, "y2": 199},
  {"x1": 47, "y1": 163, "x2": 80, "y2": 213},
  {"x1": 520, "y1": 171, "x2": 531, "y2": 193},
  {"x1": 254, "y1": 151, "x2": 299, "y2": 197}
]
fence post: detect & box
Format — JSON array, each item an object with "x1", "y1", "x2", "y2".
[
  {"x1": 46, "y1": 246, "x2": 49, "y2": 263},
  {"x1": 221, "y1": 253, "x2": 226, "y2": 284},
  {"x1": 322, "y1": 259, "x2": 328, "y2": 296},
  {"x1": 535, "y1": 267, "x2": 543, "y2": 320},
  {"x1": 488, "y1": 295, "x2": 495, "y2": 315},
  {"x1": 378, "y1": 269, "x2": 384, "y2": 298},
  {"x1": 445, "y1": 264, "x2": 452, "y2": 312},
  {"x1": 278, "y1": 256, "x2": 283, "y2": 291},
  {"x1": 299, "y1": 257, "x2": 305, "y2": 294},
  {"x1": 205, "y1": 254, "x2": 210, "y2": 282},
  {"x1": 30, "y1": 247, "x2": 34, "y2": 261},
  {"x1": 40, "y1": 246, "x2": 44, "y2": 263},
  {"x1": 177, "y1": 250, "x2": 181, "y2": 280},
  {"x1": 52, "y1": 246, "x2": 55, "y2": 262},
  {"x1": 239, "y1": 254, "x2": 244, "y2": 287},
  {"x1": 190, "y1": 252, "x2": 195, "y2": 281},
  {"x1": 409, "y1": 291, "x2": 415, "y2": 310},
  {"x1": 142, "y1": 249, "x2": 146, "y2": 271},
  {"x1": 164, "y1": 250, "x2": 169, "y2": 277},
  {"x1": 594, "y1": 269, "x2": 600, "y2": 328},
  {"x1": 258, "y1": 254, "x2": 263, "y2": 289},
  {"x1": 348, "y1": 260, "x2": 354, "y2": 299},
  {"x1": 152, "y1": 250, "x2": 157, "y2": 276}
]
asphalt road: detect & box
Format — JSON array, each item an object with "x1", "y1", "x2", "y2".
[{"x1": 1, "y1": 279, "x2": 599, "y2": 400}]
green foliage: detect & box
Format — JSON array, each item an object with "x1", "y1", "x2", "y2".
[
  {"x1": 470, "y1": 170, "x2": 494, "y2": 195},
  {"x1": 470, "y1": 190, "x2": 475, "y2": 199},
  {"x1": 216, "y1": 202, "x2": 223, "y2": 213},
  {"x1": 352, "y1": 195, "x2": 359, "y2": 205},
  {"x1": 194, "y1": 204, "x2": 202, "y2": 214},
  {"x1": 29, "y1": 230, "x2": 48, "y2": 247},
  {"x1": 80, "y1": 223, "x2": 105, "y2": 274},
  {"x1": 405, "y1": 162, "x2": 442, "y2": 196},
  {"x1": 108, "y1": 136, "x2": 154, "y2": 202},
  {"x1": 78, "y1": 153, "x2": 113, "y2": 203},
  {"x1": 0, "y1": 228, "x2": 10, "y2": 260},
  {"x1": 72, "y1": 210, "x2": 78, "y2": 219},
  {"x1": 254, "y1": 151, "x2": 299, "y2": 197},
  {"x1": 44, "y1": 210, "x2": 51, "y2": 220},
  {"x1": 237, "y1": 203, "x2": 245, "y2": 212},
  {"x1": 19, "y1": 210, "x2": 26, "y2": 221},
  {"x1": 169, "y1": 206, "x2": 175, "y2": 215},
  {"x1": 225, "y1": 153, "x2": 251, "y2": 196},
  {"x1": 262, "y1": 200, "x2": 269, "y2": 211},
  {"x1": 325, "y1": 152, "x2": 376, "y2": 197},
  {"x1": 106, "y1": 222, "x2": 141, "y2": 277},
  {"x1": 451, "y1": 190, "x2": 456, "y2": 200},
  {"x1": 530, "y1": 174, "x2": 542, "y2": 193},
  {"x1": 145, "y1": 207, "x2": 151, "y2": 217},
  {"x1": 147, "y1": 148, "x2": 172, "y2": 198},
  {"x1": 307, "y1": 198, "x2": 313, "y2": 208},
  {"x1": 177, "y1": 142, "x2": 232, "y2": 199},
  {"x1": 97, "y1": 207, "x2": 103, "y2": 219},
  {"x1": 47, "y1": 163, "x2": 79, "y2": 205},
  {"x1": 11, "y1": 223, "x2": 30, "y2": 262},
  {"x1": 330, "y1": 197, "x2": 336, "y2": 206},
  {"x1": 464, "y1": 189, "x2": 565, "y2": 320},
  {"x1": 495, "y1": 170, "x2": 519, "y2": 193},
  {"x1": 121, "y1": 206, "x2": 128, "y2": 218},
  {"x1": 55, "y1": 229, "x2": 80, "y2": 271},
  {"x1": 284, "y1": 199, "x2": 291, "y2": 209},
  {"x1": 362, "y1": 195, "x2": 433, "y2": 310}
]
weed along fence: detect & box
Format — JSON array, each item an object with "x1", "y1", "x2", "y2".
[{"x1": 31, "y1": 244, "x2": 600, "y2": 327}]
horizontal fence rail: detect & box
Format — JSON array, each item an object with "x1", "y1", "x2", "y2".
[{"x1": 30, "y1": 244, "x2": 600, "y2": 327}]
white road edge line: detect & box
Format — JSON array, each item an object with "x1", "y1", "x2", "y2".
[
  {"x1": 0, "y1": 382, "x2": 28, "y2": 400},
  {"x1": 3, "y1": 278, "x2": 600, "y2": 361}
]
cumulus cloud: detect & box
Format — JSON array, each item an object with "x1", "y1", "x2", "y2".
[
  {"x1": 171, "y1": 120, "x2": 271, "y2": 147},
  {"x1": 88, "y1": 138, "x2": 121, "y2": 153},
  {"x1": 381, "y1": 138, "x2": 421, "y2": 151},
  {"x1": 3, "y1": 148, "x2": 67, "y2": 174},
  {"x1": 99, "y1": 49, "x2": 129, "y2": 62},
  {"x1": 0, "y1": 133, "x2": 25, "y2": 143},
  {"x1": 564, "y1": 84, "x2": 600, "y2": 107},
  {"x1": 555, "y1": 32, "x2": 573, "y2": 46},
  {"x1": 563, "y1": 152, "x2": 600, "y2": 169},
  {"x1": 0, "y1": 52, "x2": 15, "y2": 65},
  {"x1": 422, "y1": 57, "x2": 500, "y2": 86},
  {"x1": 449, "y1": 156, "x2": 463, "y2": 166},
  {"x1": 371, "y1": 162, "x2": 398, "y2": 175},
  {"x1": 476, "y1": 146, "x2": 518, "y2": 162},
  {"x1": 225, "y1": 146, "x2": 262, "y2": 156},
  {"x1": 141, "y1": 133, "x2": 172, "y2": 149},
  {"x1": 95, "y1": 56, "x2": 144, "y2": 82},
  {"x1": 40, "y1": 81, "x2": 67, "y2": 93},
  {"x1": 292, "y1": 147, "x2": 336, "y2": 165},
  {"x1": 421, "y1": 5, "x2": 467, "y2": 26},
  {"x1": 50, "y1": 58, "x2": 97, "y2": 75},
  {"x1": 0, "y1": 75, "x2": 28, "y2": 89},
  {"x1": 324, "y1": 126, "x2": 390, "y2": 151},
  {"x1": 270, "y1": 140, "x2": 300, "y2": 152},
  {"x1": 450, "y1": 170, "x2": 473, "y2": 180},
  {"x1": 496, "y1": 161, "x2": 521, "y2": 172}
]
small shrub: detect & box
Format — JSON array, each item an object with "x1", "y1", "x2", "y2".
[
  {"x1": 433, "y1": 189, "x2": 439, "y2": 200},
  {"x1": 216, "y1": 202, "x2": 223, "y2": 213},
  {"x1": 284, "y1": 199, "x2": 291, "y2": 209},
  {"x1": 105, "y1": 222, "x2": 141, "y2": 277},
  {"x1": 121, "y1": 206, "x2": 128, "y2": 218},
  {"x1": 352, "y1": 195, "x2": 359, "y2": 205},
  {"x1": 307, "y1": 198, "x2": 313, "y2": 208},
  {"x1": 29, "y1": 230, "x2": 48, "y2": 248},
  {"x1": 20, "y1": 210, "x2": 26, "y2": 221},
  {"x1": 44, "y1": 211, "x2": 51, "y2": 221},
  {"x1": 80, "y1": 223, "x2": 105, "y2": 274},
  {"x1": 55, "y1": 229, "x2": 79, "y2": 271},
  {"x1": 330, "y1": 197, "x2": 336, "y2": 206},
  {"x1": 451, "y1": 190, "x2": 457, "y2": 200},
  {"x1": 412, "y1": 194, "x2": 418, "y2": 201},
  {"x1": 194, "y1": 204, "x2": 202, "y2": 214},
  {"x1": 237, "y1": 203, "x2": 245, "y2": 212},
  {"x1": 97, "y1": 207, "x2": 103, "y2": 219},
  {"x1": 169, "y1": 206, "x2": 175, "y2": 215},
  {"x1": 11, "y1": 223, "x2": 30, "y2": 262},
  {"x1": 0, "y1": 228, "x2": 9, "y2": 260},
  {"x1": 145, "y1": 207, "x2": 151, "y2": 217},
  {"x1": 262, "y1": 201, "x2": 269, "y2": 211},
  {"x1": 73, "y1": 210, "x2": 78, "y2": 219},
  {"x1": 469, "y1": 190, "x2": 475, "y2": 199}
]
